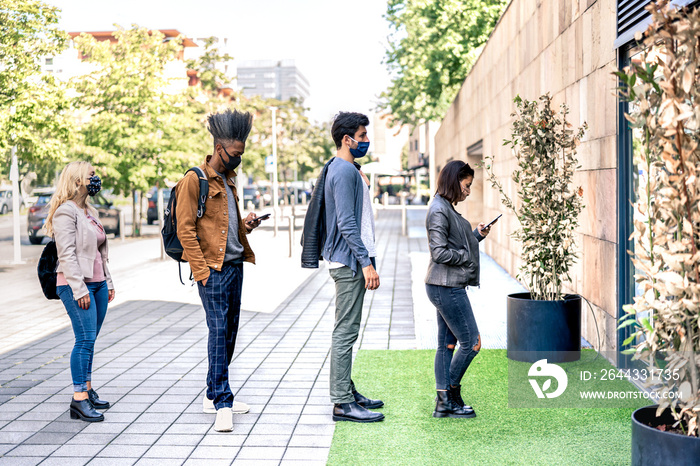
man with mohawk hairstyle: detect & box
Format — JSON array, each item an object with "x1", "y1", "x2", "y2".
[{"x1": 175, "y1": 109, "x2": 262, "y2": 432}]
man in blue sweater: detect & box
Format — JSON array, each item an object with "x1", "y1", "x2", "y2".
[{"x1": 323, "y1": 112, "x2": 384, "y2": 423}]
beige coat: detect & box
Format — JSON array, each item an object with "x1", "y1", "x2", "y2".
[{"x1": 53, "y1": 200, "x2": 113, "y2": 299}]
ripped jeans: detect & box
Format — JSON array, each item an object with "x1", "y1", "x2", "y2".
[{"x1": 425, "y1": 284, "x2": 481, "y2": 390}]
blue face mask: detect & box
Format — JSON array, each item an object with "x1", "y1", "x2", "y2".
[
  {"x1": 348, "y1": 137, "x2": 370, "y2": 158},
  {"x1": 86, "y1": 175, "x2": 102, "y2": 197}
]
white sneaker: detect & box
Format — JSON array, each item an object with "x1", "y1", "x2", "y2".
[
  {"x1": 203, "y1": 394, "x2": 250, "y2": 414},
  {"x1": 214, "y1": 407, "x2": 233, "y2": 432}
]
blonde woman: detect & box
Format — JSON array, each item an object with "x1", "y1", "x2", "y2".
[{"x1": 45, "y1": 161, "x2": 115, "y2": 422}]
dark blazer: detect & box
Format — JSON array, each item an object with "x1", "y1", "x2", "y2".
[
  {"x1": 300, "y1": 157, "x2": 334, "y2": 268},
  {"x1": 425, "y1": 194, "x2": 484, "y2": 287}
]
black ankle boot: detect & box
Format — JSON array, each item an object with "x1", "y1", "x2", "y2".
[
  {"x1": 352, "y1": 389, "x2": 384, "y2": 409},
  {"x1": 70, "y1": 398, "x2": 104, "y2": 422},
  {"x1": 88, "y1": 388, "x2": 110, "y2": 409},
  {"x1": 449, "y1": 385, "x2": 473, "y2": 410},
  {"x1": 333, "y1": 401, "x2": 384, "y2": 423},
  {"x1": 433, "y1": 390, "x2": 476, "y2": 419}
]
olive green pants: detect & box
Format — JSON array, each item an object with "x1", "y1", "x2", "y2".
[{"x1": 329, "y1": 266, "x2": 366, "y2": 404}]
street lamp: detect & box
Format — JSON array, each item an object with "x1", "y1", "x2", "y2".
[
  {"x1": 270, "y1": 106, "x2": 279, "y2": 237},
  {"x1": 9, "y1": 106, "x2": 23, "y2": 264}
]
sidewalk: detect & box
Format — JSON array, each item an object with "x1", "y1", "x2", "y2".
[{"x1": 0, "y1": 208, "x2": 523, "y2": 465}]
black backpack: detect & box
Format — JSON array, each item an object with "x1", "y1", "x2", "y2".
[
  {"x1": 37, "y1": 240, "x2": 59, "y2": 300},
  {"x1": 161, "y1": 167, "x2": 208, "y2": 283}
]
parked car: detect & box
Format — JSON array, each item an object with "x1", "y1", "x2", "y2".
[
  {"x1": 28, "y1": 191, "x2": 121, "y2": 245},
  {"x1": 146, "y1": 187, "x2": 171, "y2": 225},
  {"x1": 243, "y1": 186, "x2": 261, "y2": 209},
  {"x1": 0, "y1": 189, "x2": 23, "y2": 214}
]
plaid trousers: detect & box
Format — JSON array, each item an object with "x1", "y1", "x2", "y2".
[{"x1": 197, "y1": 262, "x2": 243, "y2": 410}]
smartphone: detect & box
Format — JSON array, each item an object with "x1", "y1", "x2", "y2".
[
  {"x1": 248, "y1": 213, "x2": 270, "y2": 224},
  {"x1": 484, "y1": 213, "x2": 502, "y2": 229}
]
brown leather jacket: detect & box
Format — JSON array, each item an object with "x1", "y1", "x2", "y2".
[{"x1": 175, "y1": 156, "x2": 255, "y2": 283}]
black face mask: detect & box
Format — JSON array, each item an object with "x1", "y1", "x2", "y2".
[
  {"x1": 87, "y1": 175, "x2": 102, "y2": 196},
  {"x1": 219, "y1": 145, "x2": 241, "y2": 171}
]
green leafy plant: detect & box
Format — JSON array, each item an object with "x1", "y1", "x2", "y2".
[
  {"x1": 615, "y1": 0, "x2": 699, "y2": 437},
  {"x1": 484, "y1": 94, "x2": 586, "y2": 301},
  {"x1": 381, "y1": 0, "x2": 507, "y2": 126}
]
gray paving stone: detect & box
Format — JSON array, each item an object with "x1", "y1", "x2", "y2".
[
  {"x1": 280, "y1": 461, "x2": 327, "y2": 466},
  {"x1": 85, "y1": 458, "x2": 137, "y2": 466},
  {"x1": 0, "y1": 431, "x2": 34, "y2": 444},
  {"x1": 0, "y1": 457, "x2": 44, "y2": 466},
  {"x1": 244, "y1": 433, "x2": 292, "y2": 448},
  {"x1": 96, "y1": 444, "x2": 150, "y2": 458},
  {"x1": 65, "y1": 433, "x2": 119, "y2": 445},
  {"x1": 109, "y1": 433, "x2": 160, "y2": 446},
  {"x1": 288, "y1": 435, "x2": 334, "y2": 448},
  {"x1": 188, "y1": 445, "x2": 239, "y2": 459},
  {"x1": 121, "y1": 423, "x2": 170, "y2": 435},
  {"x1": 235, "y1": 446, "x2": 286, "y2": 461},
  {"x1": 142, "y1": 445, "x2": 195, "y2": 459},
  {"x1": 133, "y1": 459, "x2": 183, "y2": 466},
  {"x1": 80, "y1": 422, "x2": 129, "y2": 434},
  {"x1": 153, "y1": 434, "x2": 203, "y2": 446},
  {"x1": 197, "y1": 435, "x2": 247, "y2": 447},
  {"x1": 51, "y1": 443, "x2": 104, "y2": 457},
  {"x1": 41, "y1": 457, "x2": 90, "y2": 466},
  {"x1": 5, "y1": 444, "x2": 60, "y2": 456},
  {"x1": 163, "y1": 423, "x2": 210, "y2": 435},
  {"x1": 283, "y1": 447, "x2": 330, "y2": 461},
  {"x1": 133, "y1": 412, "x2": 180, "y2": 424},
  {"x1": 229, "y1": 461, "x2": 279, "y2": 466},
  {"x1": 0, "y1": 420, "x2": 51, "y2": 431},
  {"x1": 39, "y1": 421, "x2": 85, "y2": 433}
]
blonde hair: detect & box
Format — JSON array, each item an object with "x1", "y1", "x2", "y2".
[{"x1": 45, "y1": 161, "x2": 98, "y2": 237}]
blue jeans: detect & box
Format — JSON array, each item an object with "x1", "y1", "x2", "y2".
[
  {"x1": 57, "y1": 281, "x2": 109, "y2": 393},
  {"x1": 197, "y1": 263, "x2": 243, "y2": 410},
  {"x1": 425, "y1": 284, "x2": 481, "y2": 390}
]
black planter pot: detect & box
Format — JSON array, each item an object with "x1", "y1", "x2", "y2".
[
  {"x1": 632, "y1": 405, "x2": 700, "y2": 465},
  {"x1": 506, "y1": 292, "x2": 581, "y2": 363}
]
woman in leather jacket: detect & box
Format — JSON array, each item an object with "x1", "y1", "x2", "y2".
[
  {"x1": 45, "y1": 161, "x2": 115, "y2": 422},
  {"x1": 425, "y1": 160, "x2": 495, "y2": 419}
]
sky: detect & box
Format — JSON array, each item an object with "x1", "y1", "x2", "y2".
[{"x1": 49, "y1": 0, "x2": 395, "y2": 125}]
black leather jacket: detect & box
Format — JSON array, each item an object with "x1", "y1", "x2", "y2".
[
  {"x1": 425, "y1": 194, "x2": 484, "y2": 287},
  {"x1": 301, "y1": 158, "x2": 335, "y2": 268}
]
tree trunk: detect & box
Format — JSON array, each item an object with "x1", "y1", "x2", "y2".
[{"x1": 131, "y1": 189, "x2": 141, "y2": 237}]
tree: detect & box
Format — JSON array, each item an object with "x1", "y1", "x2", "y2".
[
  {"x1": 228, "y1": 95, "x2": 333, "y2": 184},
  {"x1": 71, "y1": 25, "x2": 205, "y2": 236},
  {"x1": 185, "y1": 36, "x2": 233, "y2": 95},
  {"x1": 381, "y1": 0, "x2": 508, "y2": 126},
  {"x1": 0, "y1": 0, "x2": 72, "y2": 185}
]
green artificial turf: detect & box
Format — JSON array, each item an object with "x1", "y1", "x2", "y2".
[{"x1": 328, "y1": 350, "x2": 647, "y2": 466}]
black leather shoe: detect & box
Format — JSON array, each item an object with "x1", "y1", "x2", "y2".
[
  {"x1": 333, "y1": 401, "x2": 384, "y2": 423},
  {"x1": 88, "y1": 388, "x2": 110, "y2": 409},
  {"x1": 70, "y1": 398, "x2": 104, "y2": 422},
  {"x1": 449, "y1": 385, "x2": 472, "y2": 410},
  {"x1": 352, "y1": 389, "x2": 384, "y2": 409},
  {"x1": 433, "y1": 390, "x2": 475, "y2": 419}
]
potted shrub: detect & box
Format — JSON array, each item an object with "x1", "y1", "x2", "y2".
[
  {"x1": 484, "y1": 93, "x2": 587, "y2": 363},
  {"x1": 615, "y1": 1, "x2": 700, "y2": 462}
]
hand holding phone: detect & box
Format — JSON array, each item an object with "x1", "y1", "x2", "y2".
[
  {"x1": 484, "y1": 213, "x2": 502, "y2": 229},
  {"x1": 247, "y1": 213, "x2": 270, "y2": 225}
]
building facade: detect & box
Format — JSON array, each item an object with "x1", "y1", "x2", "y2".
[
  {"x1": 434, "y1": 0, "x2": 698, "y2": 365},
  {"x1": 236, "y1": 59, "x2": 310, "y2": 102},
  {"x1": 42, "y1": 29, "x2": 198, "y2": 92}
]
